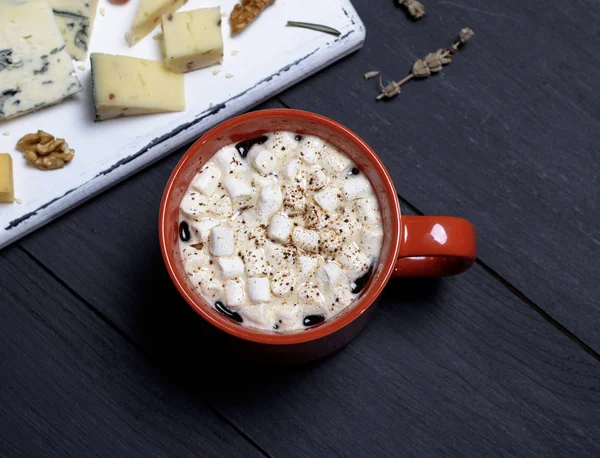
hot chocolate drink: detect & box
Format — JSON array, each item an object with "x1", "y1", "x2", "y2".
[{"x1": 178, "y1": 131, "x2": 383, "y2": 331}]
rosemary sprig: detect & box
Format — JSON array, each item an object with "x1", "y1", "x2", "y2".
[
  {"x1": 398, "y1": 0, "x2": 425, "y2": 19},
  {"x1": 286, "y1": 21, "x2": 341, "y2": 36},
  {"x1": 376, "y1": 27, "x2": 474, "y2": 101}
]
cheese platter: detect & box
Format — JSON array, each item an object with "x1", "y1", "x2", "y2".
[{"x1": 0, "y1": 0, "x2": 365, "y2": 249}]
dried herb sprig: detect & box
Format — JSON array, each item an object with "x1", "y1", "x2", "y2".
[
  {"x1": 398, "y1": 0, "x2": 425, "y2": 19},
  {"x1": 286, "y1": 21, "x2": 341, "y2": 36},
  {"x1": 376, "y1": 27, "x2": 474, "y2": 101}
]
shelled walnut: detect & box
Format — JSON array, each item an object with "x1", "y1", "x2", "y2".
[
  {"x1": 16, "y1": 130, "x2": 75, "y2": 170},
  {"x1": 229, "y1": 0, "x2": 274, "y2": 35}
]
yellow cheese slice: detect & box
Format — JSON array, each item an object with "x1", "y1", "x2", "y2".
[
  {"x1": 127, "y1": 0, "x2": 188, "y2": 47},
  {"x1": 0, "y1": 154, "x2": 15, "y2": 203}
]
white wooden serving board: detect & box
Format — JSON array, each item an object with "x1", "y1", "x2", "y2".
[{"x1": 0, "y1": 0, "x2": 364, "y2": 249}]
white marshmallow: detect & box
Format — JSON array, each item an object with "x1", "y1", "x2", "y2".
[
  {"x1": 343, "y1": 174, "x2": 371, "y2": 201},
  {"x1": 318, "y1": 147, "x2": 353, "y2": 176},
  {"x1": 331, "y1": 211, "x2": 362, "y2": 239},
  {"x1": 250, "y1": 225, "x2": 270, "y2": 247},
  {"x1": 183, "y1": 251, "x2": 210, "y2": 275},
  {"x1": 241, "y1": 304, "x2": 272, "y2": 328},
  {"x1": 265, "y1": 243, "x2": 297, "y2": 270},
  {"x1": 244, "y1": 247, "x2": 269, "y2": 276},
  {"x1": 297, "y1": 255, "x2": 321, "y2": 279},
  {"x1": 248, "y1": 277, "x2": 271, "y2": 303},
  {"x1": 298, "y1": 282, "x2": 325, "y2": 305},
  {"x1": 248, "y1": 146, "x2": 278, "y2": 175},
  {"x1": 292, "y1": 227, "x2": 319, "y2": 253},
  {"x1": 216, "y1": 256, "x2": 245, "y2": 278},
  {"x1": 225, "y1": 279, "x2": 246, "y2": 307},
  {"x1": 354, "y1": 197, "x2": 381, "y2": 225},
  {"x1": 313, "y1": 186, "x2": 342, "y2": 214},
  {"x1": 192, "y1": 270, "x2": 223, "y2": 300},
  {"x1": 338, "y1": 244, "x2": 370, "y2": 277},
  {"x1": 180, "y1": 193, "x2": 208, "y2": 218},
  {"x1": 298, "y1": 136, "x2": 325, "y2": 164},
  {"x1": 208, "y1": 193, "x2": 233, "y2": 219},
  {"x1": 303, "y1": 203, "x2": 329, "y2": 229},
  {"x1": 252, "y1": 174, "x2": 276, "y2": 189},
  {"x1": 191, "y1": 163, "x2": 221, "y2": 195},
  {"x1": 275, "y1": 305, "x2": 300, "y2": 329},
  {"x1": 316, "y1": 262, "x2": 344, "y2": 290},
  {"x1": 213, "y1": 145, "x2": 249, "y2": 175},
  {"x1": 257, "y1": 185, "x2": 283, "y2": 223},
  {"x1": 268, "y1": 213, "x2": 293, "y2": 244},
  {"x1": 282, "y1": 159, "x2": 302, "y2": 180},
  {"x1": 271, "y1": 271, "x2": 296, "y2": 297},
  {"x1": 282, "y1": 183, "x2": 306, "y2": 216},
  {"x1": 331, "y1": 284, "x2": 355, "y2": 310},
  {"x1": 361, "y1": 226, "x2": 384, "y2": 258},
  {"x1": 306, "y1": 167, "x2": 328, "y2": 191},
  {"x1": 210, "y1": 226, "x2": 235, "y2": 256},
  {"x1": 319, "y1": 228, "x2": 342, "y2": 255},
  {"x1": 191, "y1": 218, "x2": 219, "y2": 243},
  {"x1": 262, "y1": 131, "x2": 299, "y2": 155},
  {"x1": 223, "y1": 176, "x2": 253, "y2": 201}
]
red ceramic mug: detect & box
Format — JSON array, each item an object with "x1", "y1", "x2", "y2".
[{"x1": 160, "y1": 109, "x2": 476, "y2": 363}]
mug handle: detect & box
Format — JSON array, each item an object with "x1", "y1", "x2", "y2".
[{"x1": 393, "y1": 216, "x2": 477, "y2": 277}]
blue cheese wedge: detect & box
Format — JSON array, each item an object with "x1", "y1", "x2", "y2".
[
  {"x1": 90, "y1": 53, "x2": 185, "y2": 121},
  {"x1": 127, "y1": 0, "x2": 188, "y2": 47},
  {"x1": 50, "y1": 0, "x2": 100, "y2": 61},
  {"x1": 161, "y1": 7, "x2": 224, "y2": 73},
  {"x1": 0, "y1": 0, "x2": 83, "y2": 121}
]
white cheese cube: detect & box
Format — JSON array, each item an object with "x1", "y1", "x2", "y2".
[
  {"x1": 247, "y1": 277, "x2": 271, "y2": 303},
  {"x1": 313, "y1": 186, "x2": 342, "y2": 214},
  {"x1": 361, "y1": 226, "x2": 384, "y2": 258},
  {"x1": 268, "y1": 213, "x2": 293, "y2": 244},
  {"x1": 318, "y1": 147, "x2": 353, "y2": 176},
  {"x1": 338, "y1": 244, "x2": 370, "y2": 277},
  {"x1": 244, "y1": 248, "x2": 269, "y2": 276},
  {"x1": 316, "y1": 262, "x2": 344, "y2": 290},
  {"x1": 208, "y1": 193, "x2": 233, "y2": 219},
  {"x1": 354, "y1": 197, "x2": 381, "y2": 224},
  {"x1": 191, "y1": 163, "x2": 221, "y2": 196},
  {"x1": 213, "y1": 145, "x2": 249, "y2": 175},
  {"x1": 0, "y1": 0, "x2": 83, "y2": 120},
  {"x1": 216, "y1": 256, "x2": 245, "y2": 279},
  {"x1": 343, "y1": 174, "x2": 372, "y2": 201},
  {"x1": 225, "y1": 279, "x2": 246, "y2": 308},
  {"x1": 292, "y1": 227, "x2": 319, "y2": 253},
  {"x1": 128, "y1": 0, "x2": 188, "y2": 47},
  {"x1": 271, "y1": 271, "x2": 296, "y2": 298},
  {"x1": 50, "y1": 0, "x2": 99, "y2": 61},
  {"x1": 191, "y1": 218, "x2": 219, "y2": 242},
  {"x1": 257, "y1": 185, "x2": 282, "y2": 223},
  {"x1": 297, "y1": 255, "x2": 321, "y2": 280},
  {"x1": 180, "y1": 193, "x2": 208, "y2": 218},
  {"x1": 209, "y1": 226, "x2": 235, "y2": 256},
  {"x1": 248, "y1": 146, "x2": 278, "y2": 175},
  {"x1": 223, "y1": 176, "x2": 253, "y2": 201},
  {"x1": 161, "y1": 7, "x2": 223, "y2": 73},
  {"x1": 90, "y1": 53, "x2": 185, "y2": 121}
]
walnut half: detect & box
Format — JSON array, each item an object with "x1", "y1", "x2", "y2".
[
  {"x1": 16, "y1": 130, "x2": 75, "y2": 170},
  {"x1": 229, "y1": 0, "x2": 275, "y2": 35}
]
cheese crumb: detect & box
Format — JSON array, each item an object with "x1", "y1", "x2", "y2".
[
  {"x1": 212, "y1": 69, "x2": 221, "y2": 76},
  {"x1": 231, "y1": 50, "x2": 239, "y2": 56},
  {"x1": 2, "y1": 131, "x2": 10, "y2": 137},
  {"x1": 209, "y1": 102, "x2": 214, "y2": 108},
  {"x1": 99, "y1": 7, "x2": 105, "y2": 17},
  {"x1": 221, "y1": 12, "x2": 227, "y2": 17},
  {"x1": 225, "y1": 73, "x2": 234, "y2": 78},
  {"x1": 77, "y1": 64, "x2": 86, "y2": 71}
]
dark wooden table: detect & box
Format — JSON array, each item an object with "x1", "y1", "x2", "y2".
[{"x1": 2, "y1": 0, "x2": 599, "y2": 456}]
